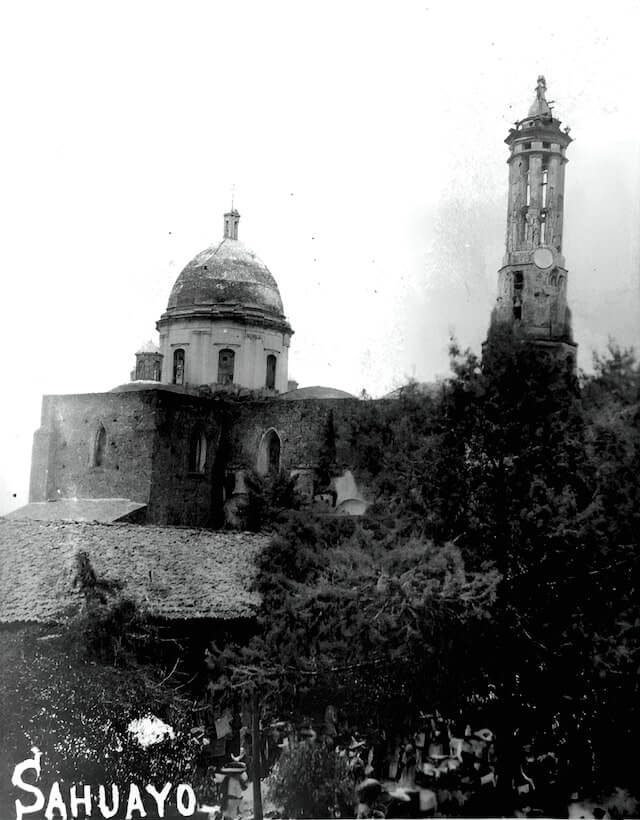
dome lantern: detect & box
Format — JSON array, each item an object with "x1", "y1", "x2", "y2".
[{"x1": 223, "y1": 209, "x2": 240, "y2": 240}]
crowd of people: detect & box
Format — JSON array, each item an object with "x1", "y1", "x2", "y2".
[
  {"x1": 258, "y1": 709, "x2": 563, "y2": 817},
  {"x1": 201, "y1": 706, "x2": 568, "y2": 818}
]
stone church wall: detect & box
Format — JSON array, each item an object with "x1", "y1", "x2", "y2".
[
  {"x1": 29, "y1": 389, "x2": 372, "y2": 526},
  {"x1": 29, "y1": 392, "x2": 158, "y2": 504},
  {"x1": 146, "y1": 392, "x2": 227, "y2": 526}
]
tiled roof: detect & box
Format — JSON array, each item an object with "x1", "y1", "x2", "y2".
[
  {"x1": 5, "y1": 498, "x2": 147, "y2": 523},
  {"x1": 0, "y1": 519, "x2": 265, "y2": 624}
]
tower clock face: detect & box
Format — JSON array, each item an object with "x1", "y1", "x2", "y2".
[{"x1": 533, "y1": 247, "x2": 554, "y2": 269}]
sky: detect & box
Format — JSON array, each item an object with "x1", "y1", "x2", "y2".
[{"x1": 1, "y1": 0, "x2": 639, "y2": 514}]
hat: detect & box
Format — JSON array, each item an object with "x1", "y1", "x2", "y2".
[
  {"x1": 387, "y1": 788, "x2": 412, "y2": 803},
  {"x1": 219, "y1": 762, "x2": 247, "y2": 775},
  {"x1": 473, "y1": 728, "x2": 494, "y2": 743},
  {"x1": 356, "y1": 779, "x2": 382, "y2": 803},
  {"x1": 299, "y1": 727, "x2": 317, "y2": 740},
  {"x1": 270, "y1": 721, "x2": 286, "y2": 730},
  {"x1": 349, "y1": 738, "x2": 366, "y2": 751}
]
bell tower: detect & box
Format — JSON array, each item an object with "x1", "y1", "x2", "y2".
[{"x1": 489, "y1": 76, "x2": 577, "y2": 361}]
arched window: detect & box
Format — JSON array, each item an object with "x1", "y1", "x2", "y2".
[
  {"x1": 218, "y1": 348, "x2": 235, "y2": 385},
  {"x1": 136, "y1": 361, "x2": 144, "y2": 379},
  {"x1": 173, "y1": 349, "x2": 185, "y2": 385},
  {"x1": 93, "y1": 424, "x2": 107, "y2": 467},
  {"x1": 257, "y1": 428, "x2": 281, "y2": 476},
  {"x1": 189, "y1": 429, "x2": 207, "y2": 473},
  {"x1": 266, "y1": 354, "x2": 277, "y2": 390}
]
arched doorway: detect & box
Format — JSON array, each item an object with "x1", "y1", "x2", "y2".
[{"x1": 257, "y1": 428, "x2": 281, "y2": 476}]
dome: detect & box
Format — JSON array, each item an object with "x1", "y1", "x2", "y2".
[
  {"x1": 136, "y1": 339, "x2": 160, "y2": 354},
  {"x1": 280, "y1": 385, "x2": 357, "y2": 400},
  {"x1": 166, "y1": 213, "x2": 286, "y2": 320}
]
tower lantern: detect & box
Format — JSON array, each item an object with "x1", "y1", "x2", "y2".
[{"x1": 488, "y1": 76, "x2": 577, "y2": 361}]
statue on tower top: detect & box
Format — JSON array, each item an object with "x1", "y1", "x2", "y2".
[{"x1": 528, "y1": 74, "x2": 552, "y2": 118}]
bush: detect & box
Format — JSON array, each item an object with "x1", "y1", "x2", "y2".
[{"x1": 267, "y1": 743, "x2": 353, "y2": 818}]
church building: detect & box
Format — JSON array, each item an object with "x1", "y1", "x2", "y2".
[{"x1": 8, "y1": 77, "x2": 577, "y2": 532}]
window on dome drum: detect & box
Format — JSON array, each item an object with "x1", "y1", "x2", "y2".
[
  {"x1": 93, "y1": 425, "x2": 107, "y2": 467},
  {"x1": 257, "y1": 429, "x2": 281, "y2": 476},
  {"x1": 218, "y1": 349, "x2": 235, "y2": 385},
  {"x1": 266, "y1": 354, "x2": 277, "y2": 390},
  {"x1": 173, "y1": 349, "x2": 185, "y2": 385},
  {"x1": 541, "y1": 167, "x2": 548, "y2": 208},
  {"x1": 189, "y1": 430, "x2": 207, "y2": 473}
]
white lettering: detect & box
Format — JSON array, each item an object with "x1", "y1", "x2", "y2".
[
  {"x1": 11, "y1": 748, "x2": 45, "y2": 820},
  {"x1": 125, "y1": 784, "x2": 147, "y2": 819},
  {"x1": 70, "y1": 784, "x2": 92, "y2": 817},
  {"x1": 176, "y1": 784, "x2": 196, "y2": 817},
  {"x1": 45, "y1": 782, "x2": 68, "y2": 820},
  {"x1": 145, "y1": 783, "x2": 171, "y2": 818},
  {"x1": 97, "y1": 785, "x2": 119, "y2": 819}
]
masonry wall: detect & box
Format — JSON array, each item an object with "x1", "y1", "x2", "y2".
[
  {"x1": 229, "y1": 398, "x2": 363, "y2": 472},
  {"x1": 29, "y1": 388, "x2": 373, "y2": 526},
  {"x1": 146, "y1": 392, "x2": 230, "y2": 527},
  {"x1": 29, "y1": 392, "x2": 158, "y2": 504}
]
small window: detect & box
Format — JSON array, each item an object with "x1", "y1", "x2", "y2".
[
  {"x1": 524, "y1": 142, "x2": 532, "y2": 150},
  {"x1": 266, "y1": 354, "x2": 277, "y2": 390},
  {"x1": 513, "y1": 304, "x2": 522, "y2": 320},
  {"x1": 218, "y1": 349, "x2": 235, "y2": 385},
  {"x1": 514, "y1": 271, "x2": 523, "y2": 289},
  {"x1": 542, "y1": 141, "x2": 550, "y2": 149},
  {"x1": 189, "y1": 429, "x2": 207, "y2": 473},
  {"x1": 93, "y1": 425, "x2": 107, "y2": 467},
  {"x1": 173, "y1": 349, "x2": 185, "y2": 385}
]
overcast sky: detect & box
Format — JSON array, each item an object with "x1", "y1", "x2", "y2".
[{"x1": 1, "y1": 0, "x2": 639, "y2": 514}]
